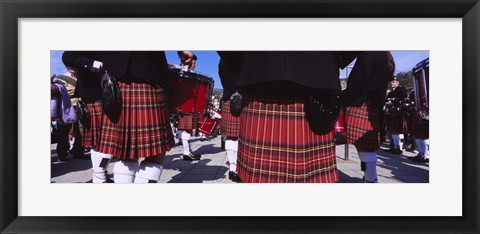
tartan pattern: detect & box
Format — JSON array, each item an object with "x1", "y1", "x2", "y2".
[
  {"x1": 177, "y1": 115, "x2": 199, "y2": 131},
  {"x1": 345, "y1": 102, "x2": 381, "y2": 152},
  {"x1": 386, "y1": 114, "x2": 406, "y2": 134},
  {"x1": 97, "y1": 83, "x2": 174, "y2": 160},
  {"x1": 220, "y1": 100, "x2": 240, "y2": 138},
  {"x1": 82, "y1": 100, "x2": 102, "y2": 147},
  {"x1": 237, "y1": 94, "x2": 338, "y2": 183}
]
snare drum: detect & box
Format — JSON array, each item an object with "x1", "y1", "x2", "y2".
[
  {"x1": 198, "y1": 117, "x2": 220, "y2": 136},
  {"x1": 168, "y1": 68, "x2": 214, "y2": 116},
  {"x1": 412, "y1": 58, "x2": 429, "y2": 118}
]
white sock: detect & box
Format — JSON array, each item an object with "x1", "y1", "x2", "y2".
[
  {"x1": 90, "y1": 149, "x2": 113, "y2": 183},
  {"x1": 415, "y1": 139, "x2": 425, "y2": 155},
  {"x1": 182, "y1": 131, "x2": 192, "y2": 155},
  {"x1": 364, "y1": 162, "x2": 378, "y2": 183},
  {"x1": 392, "y1": 134, "x2": 400, "y2": 149},
  {"x1": 176, "y1": 130, "x2": 182, "y2": 142},
  {"x1": 134, "y1": 162, "x2": 163, "y2": 183},
  {"x1": 398, "y1": 134, "x2": 404, "y2": 150},
  {"x1": 358, "y1": 152, "x2": 378, "y2": 183},
  {"x1": 423, "y1": 139, "x2": 430, "y2": 159},
  {"x1": 225, "y1": 140, "x2": 238, "y2": 172},
  {"x1": 113, "y1": 160, "x2": 139, "y2": 183}
]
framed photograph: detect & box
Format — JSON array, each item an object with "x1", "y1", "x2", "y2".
[{"x1": 1, "y1": 0, "x2": 478, "y2": 233}]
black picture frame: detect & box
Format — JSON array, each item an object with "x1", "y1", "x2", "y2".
[{"x1": 1, "y1": 0, "x2": 478, "y2": 233}]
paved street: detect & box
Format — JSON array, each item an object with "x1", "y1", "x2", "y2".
[{"x1": 51, "y1": 135, "x2": 429, "y2": 183}]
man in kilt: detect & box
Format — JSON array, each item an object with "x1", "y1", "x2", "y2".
[
  {"x1": 66, "y1": 51, "x2": 196, "y2": 183},
  {"x1": 218, "y1": 59, "x2": 241, "y2": 182},
  {"x1": 385, "y1": 77, "x2": 408, "y2": 154},
  {"x1": 218, "y1": 52, "x2": 354, "y2": 183},
  {"x1": 62, "y1": 52, "x2": 113, "y2": 183},
  {"x1": 343, "y1": 51, "x2": 396, "y2": 183}
]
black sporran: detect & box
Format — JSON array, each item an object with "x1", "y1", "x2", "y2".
[
  {"x1": 76, "y1": 100, "x2": 91, "y2": 129},
  {"x1": 229, "y1": 92, "x2": 242, "y2": 117},
  {"x1": 304, "y1": 92, "x2": 343, "y2": 135},
  {"x1": 101, "y1": 71, "x2": 122, "y2": 123}
]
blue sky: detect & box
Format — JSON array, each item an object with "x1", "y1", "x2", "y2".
[{"x1": 51, "y1": 50, "x2": 428, "y2": 89}]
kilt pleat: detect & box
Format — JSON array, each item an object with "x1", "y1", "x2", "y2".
[
  {"x1": 82, "y1": 100, "x2": 102, "y2": 147},
  {"x1": 345, "y1": 102, "x2": 381, "y2": 152},
  {"x1": 220, "y1": 100, "x2": 240, "y2": 138},
  {"x1": 177, "y1": 115, "x2": 199, "y2": 131},
  {"x1": 97, "y1": 83, "x2": 174, "y2": 160},
  {"x1": 386, "y1": 114, "x2": 406, "y2": 134},
  {"x1": 237, "y1": 95, "x2": 338, "y2": 183}
]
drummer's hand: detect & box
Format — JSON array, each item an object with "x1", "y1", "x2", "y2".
[{"x1": 178, "y1": 51, "x2": 197, "y2": 70}]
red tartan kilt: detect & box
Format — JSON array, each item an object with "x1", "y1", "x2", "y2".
[
  {"x1": 82, "y1": 100, "x2": 102, "y2": 147},
  {"x1": 345, "y1": 103, "x2": 381, "y2": 152},
  {"x1": 177, "y1": 115, "x2": 199, "y2": 131},
  {"x1": 97, "y1": 82, "x2": 174, "y2": 160},
  {"x1": 220, "y1": 100, "x2": 240, "y2": 138},
  {"x1": 237, "y1": 94, "x2": 338, "y2": 183},
  {"x1": 386, "y1": 114, "x2": 406, "y2": 134},
  {"x1": 412, "y1": 117, "x2": 429, "y2": 139}
]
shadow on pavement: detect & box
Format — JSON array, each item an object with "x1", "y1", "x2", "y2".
[
  {"x1": 337, "y1": 167, "x2": 364, "y2": 183},
  {"x1": 376, "y1": 149, "x2": 429, "y2": 183},
  {"x1": 194, "y1": 143, "x2": 225, "y2": 155},
  {"x1": 51, "y1": 154, "x2": 92, "y2": 179},
  {"x1": 164, "y1": 157, "x2": 229, "y2": 183}
]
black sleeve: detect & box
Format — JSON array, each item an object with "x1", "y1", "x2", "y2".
[
  {"x1": 398, "y1": 86, "x2": 408, "y2": 98},
  {"x1": 62, "y1": 51, "x2": 97, "y2": 72},
  {"x1": 345, "y1": 52, "x2": 372, "y2": 96},
  {"x1": 338, "y1": 51, "x2": 358, "y2": 69},
  {"x1": 217, "y1": 51, "x2": 243, "y2": 73}
]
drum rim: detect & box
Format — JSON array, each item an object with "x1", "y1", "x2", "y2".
[
  {"x1": 412, "y1": 57, "x2": 429, "y2": 74},
  {"x1": 169, "y1": 68, "x2": 214, "y2": 85}
]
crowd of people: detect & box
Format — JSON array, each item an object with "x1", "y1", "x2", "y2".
[{"x1": 51, "y1": 51, "x2": 429, "y2": 183}]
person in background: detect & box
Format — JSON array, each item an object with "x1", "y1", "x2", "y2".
[
  {"x1": 385, "y1": 77, "x2": 408, "y2": 154},
  {"x1": 177, "y1": 114, "x2": 202, "y2": 161},
  {"x1": 54, "y1": 67, "x2": 86, "y2": 159},
  {"x1": 343, "y1": 51, "x2": 396, "y2": 183}
]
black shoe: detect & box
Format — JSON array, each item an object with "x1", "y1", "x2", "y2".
[
  {"x1": 57, "y1": 156, "x2": 67, "y2": 162},
  {"x1": 412, "y1": 156, "x2": 429, "y2": 163},
  {"x1": 409, "y1": 154, "x2": 423, "y2": 160},
  {"x1": 229, "y1": 171, "x2": 242, "y2": 182},
  {"x1": 105, "y1": 173, "x2": 114, "y2": 183},
  {"x1": 190, "y1": 151, "x2": 202, "y2": 160},
  {"x1": 182, "y1": 154, "x2": 201, "y2": 161},
  {"x1": 391, "y1": 148, "x2": 403, "y2": 154},
  {"x1": 200, "y1": 138, "x2": 207, "y2": 142}
]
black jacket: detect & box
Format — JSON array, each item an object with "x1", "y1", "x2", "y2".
[
  {"x1": 387, "y1": 86, "x2": 408, "y2": 99},
  {"x1": 344, "y1": 51, "x2": 392, "y2": 108},
  {"x1": 101, "y1": 51, "x2": 170, "y2": 85},
  {"x1": 63, "y1": 51, "x2": 170, "y2": 97},
  {"x1": 62, "y1": 51, "x2": 103, "y2": 99},
  {"x1": 218, "y1": 59, "x2": 239, "y2": 101},
  {"x1": 218, "y1": 51, "x2": 353, "y2": 95}
]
